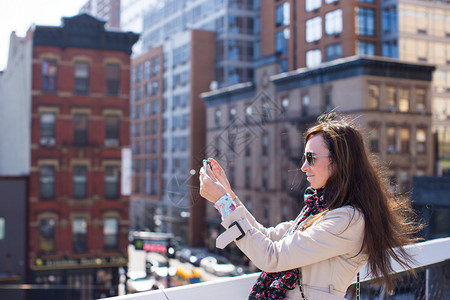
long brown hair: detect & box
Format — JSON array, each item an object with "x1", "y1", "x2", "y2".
[{"x1": 304, "y1": 113, "x2": 422, "y2": 291}]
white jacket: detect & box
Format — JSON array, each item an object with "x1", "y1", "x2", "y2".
[{"x1": 221, "y1": 205, "x2": 367, "y2": 299}]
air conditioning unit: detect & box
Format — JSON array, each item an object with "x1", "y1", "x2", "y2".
[
  {"x1": 40, "y1": 137, "x2": 55, "y2": 146},
  {"x1": 388, "y1": 106, "x2": 398, "y2": 112},
  {"x1": 105, "y1": 139, "x2": 119, "y2": 147}
]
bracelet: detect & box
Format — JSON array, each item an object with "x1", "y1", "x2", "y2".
[{"x1": 214, "y1": 194, "x2": 237, "y2": 218}]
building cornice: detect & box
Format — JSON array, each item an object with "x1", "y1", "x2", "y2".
[
  {"x1": 201, "y1": 82, "x2": 255, "y2": 106},
  {"x1": 271, "y1": 56, "x2": 436, "y2": 93},
  {"x1": 33, "y1": 14, "x2": 139, "y2": 54}
]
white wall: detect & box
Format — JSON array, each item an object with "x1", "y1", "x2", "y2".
[{"x1": 0, "y1": 32, "x2": 32, "y2": 175}]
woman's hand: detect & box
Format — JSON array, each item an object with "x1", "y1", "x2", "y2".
[
  {"x1": 207, "y1": 158, "x2": 236, "y2": 199},
  {"x1": 199, "y1": 162, "x2": 227, "y2": 203}
]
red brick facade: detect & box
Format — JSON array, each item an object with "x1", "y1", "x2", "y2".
[{"x1": 24, "y1": 14, "x2": 138, "y2": 299}]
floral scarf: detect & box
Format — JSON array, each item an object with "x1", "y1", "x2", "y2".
[{"x1": 248, "y1": 187, "x2": 327, "y2": 300}]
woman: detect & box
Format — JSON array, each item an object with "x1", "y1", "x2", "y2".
[{"x1": 199, "y1": 114, "x2": 420, "y2": 299}]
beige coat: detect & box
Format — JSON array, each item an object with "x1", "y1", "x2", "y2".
[{"x1": 221, "y1": 205, "x2": 367, "y2": 299}]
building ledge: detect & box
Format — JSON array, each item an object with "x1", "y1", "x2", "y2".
[{"x1": 104, "y1": 237, "x2": 450, "y2": 300}]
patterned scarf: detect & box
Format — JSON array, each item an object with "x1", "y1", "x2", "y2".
[{"x1": 248, "y1": 187, "x2": 327, "y2": 300}]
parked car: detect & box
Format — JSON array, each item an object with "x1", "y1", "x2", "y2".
[
  {"x1": 200, "y1": 256, "x2": 238, "y2": 277},
  {"x1": 147, "y1": 252, "x2": 176, "y2": 279},
  {"x1": 175, "y1": 248, "x2": 208, "y2": 266}
]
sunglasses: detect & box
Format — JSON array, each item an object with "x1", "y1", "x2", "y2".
[{"x1": 303, "y1": 151, "x2": 329, "y2": 166}]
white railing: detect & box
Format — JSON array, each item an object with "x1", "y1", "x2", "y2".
[{"x1": 104, "y1": 237, "x2": 450, "y2": 300}]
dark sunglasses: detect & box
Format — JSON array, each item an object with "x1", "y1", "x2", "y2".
[{"x1": 303, "y1": 151, "x2": 329, "y2": 166}]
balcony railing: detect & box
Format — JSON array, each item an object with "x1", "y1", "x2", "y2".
[{"x1": 104, "y1": 237, "x2": 450, "y2": 300}]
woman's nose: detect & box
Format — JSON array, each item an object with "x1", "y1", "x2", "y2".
[{"x1": 301, "y1": 160, "x2": 309, "y2": 172}]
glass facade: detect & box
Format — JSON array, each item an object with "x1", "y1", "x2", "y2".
[
  {"x1": 306, "y1": 17, "x2": 322, "y2": 43},
  {"x1": 325, "y1": 9, "x2": 343, "y2": 36},
  {"x1": 356, "y1": 7, "x2": 375, "y2": 36}
]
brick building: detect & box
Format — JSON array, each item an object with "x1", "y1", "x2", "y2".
[
  {"x1": 201, "y1": 56, "x2": 435, "y2": 252},
  {"x1": 0, "y1": 14, "x2": 138, "y2": 299},
  {"x1": 262, "y1": 0, "x2": 379, "y2": 72}
]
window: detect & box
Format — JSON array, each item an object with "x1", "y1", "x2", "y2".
[
  {"x1": 302, "y1": 95, "x2": 310, "y2": 116},
  {"x1": 40, "y1": 166, "x2": 55, "y2": 199},
  {"x1": 368, "y1": 85, "x2": 379, "y2": 109},
  {"x1": 40, "y1": 113, "x2": 56, "y2": 146},
  {"x1": 245, "y1": 166, "x2": 251, "y2": 188},
  {"x1": 281, "y1": 171, "x2": 288, "y2": 189},
  {"x1": 245, "y1": 133, "x2": 252, "y2": 156},
  {"x1": 382, "y1": 8, "x2": 397, "y2": 34},
  {"x1": 275, "y1": 29, "x2": 290, "y2": 55},
  {"x1": 306, "y1": 0, "x2": 321, "y2": 12},
  {"x1": 279, "y1": 59, "x2": 288, "y2": 73},
  {"x1": 151, "y1": 178, "x2": 158, "y2": 195},
  {"x1": 73, "y1": 114, "x2": 88, "y2": 146},
  {"x1": 281, "y1": 98, "x2": 289, "y2": 119},
  {"x1": 306, "y1": 49, "x2": 322, "y2": 67},
  {"x1": 40, "y1": 219, "x2": 55, "y2": 253},
  {"x1": 400, "y1": 127, "x2": 410, "y2": 153},
  {"x1": 324, "y1": 91, "x2": 333, "y2": 111},
  {"x1": 215, "y1": 109, "x2": 222, "y2": 127},
  {"x1": 275, "y1": 2, "x2": 290, "y2": 27},
  {"x1": 382, "y1": 41, "x2": 398, "y2": 58},
  {"x1": 152, "y1": 119, "x2": 158, "y2": 135},
  {"x1": 416, "y1": 88, "x2": 426, "y2": 113},
  {"x1": 369, "y1": 126, "x2": 379, "y2": 152},
  {"x1": 229, "y1": 134, "x2": 236, "y2": 157},
  {"x1": 262, "y1": 168, "x2": 269, "y2": 189},
  {"x1": 42, "y1": 60, "x2": 57, "y2": 92},
  {"x1": 263, "y1": 202, "x2": 270, "y2": 224},
  {"x1": 325, "y1": 0, "x2": 338, "y2": 3},
  {"x1": 282, "y1": 204, "x2": 289, "y2": 221},
  {"x1": 153, "y1": 100, "x2": 159, "y2": 115},
  {"x1": 397, "y1": 88, "x2": 409, "y2": 112},
  {"x1": 356, "y1": 7, "x2": 375, "y2": 36},
  {"x1": 105, "y1": 166, "x2": 119, "y2": 199},
  {"x1": 358, "y1": 0, "x2": 374, "y2": 3},
  {"x1": 262, "y1": 101, "x2": 270, "y2": 122},
  {"x1": 387, "y1": 86, "x2": 397, "y2": 111},
  {"x1": 105, "y1": 115, "x2": 119, "y2": 147},
  {"x1": 357, "y1": 41, "x2": 375, "y2": 55},
  {"x1": 325, "y1": 9, "x2": 342, "y2": 35},
  {"x1": 387, "y1": 126, "x2": 396, "y2": 153},
  {"x1": 73, "y1": 218, "x2": 87, "y2": 253},
  {"x1": 388, "y1": 170, "x2": 397, "y2": 189},
  {"x1": 281, "y1": 131, "x2": 289, "y2": 154},
  {"x1": 306, "y1": 17, "x2": 322, "y2": 42},
  {"x1": 430, "y1": 209, "x2": 450, "y2": 239},
  {"x1": 215, "y1": 136, "x2": 221, "y2": 156},
  {"x1": 229, "y1": 107, "x2": 236, "y2": 123},
  {"x1": 245, "y1": 104, "x2": 253, "y2": 123},
  {"x1": 152, "y1": 56, "x2": 160, "y2": 76},
  {"x1": 104, "y1": 218, "x2": 118, "y2": 250},
  {"x1": 0, "y1": 218, "x2": 5, "y2": 240},
  {"x1": 416, "y1": 128, "x2": 426, "y2": 153},
  {"x1": 73, "y1": 166, "x2": 87, "y2": 198},
  {"x1": 325, "y1": 43, "x2": 342, "y2": 61},
  {"x1": 74, "y1": 62, "x2": 89, "y2": 94},
  {"x1": 262, "y1": 134, "x2": 269, "y2": 156},
  {"x1": 144, "y1": 60, "x2": 151, "y2": 80},
  {"x1": 400, "y1": 171, "x2": 409, "y2": 192},
  {"x1": 152, "y1": 80, "x2": 159, "y2": 96},
  {"x1": 136, "y1": 64, "x2": 143, "y2": 83},
  {"x1": 106, "y1": 63, "x2": 120, "y2": 96},
  {"x1": 152, "y1": 139, "x2": 158, "y2": 154},
  {"x1": 136, "y1": 86, "x2": 142, "y2": 101}
]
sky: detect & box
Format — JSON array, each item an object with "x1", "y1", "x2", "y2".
[{"x1": 0, "y1": 0, "x2": 87, "y2": 71}]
